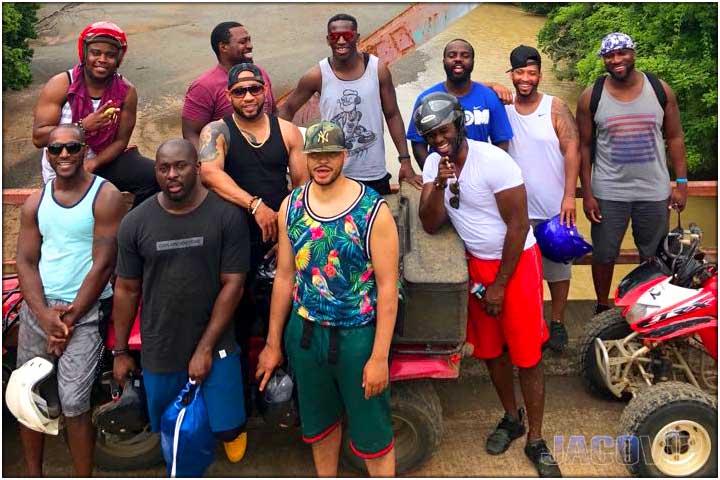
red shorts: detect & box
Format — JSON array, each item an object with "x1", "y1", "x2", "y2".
[{"x1": 466, "y1": 245, "x2": 548, "y2": 368}]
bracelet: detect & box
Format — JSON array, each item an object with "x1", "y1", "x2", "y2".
[
  {"x1": 111, "y1": 348, "x2": 129, "y2": 357},
  {"x1": 251, "y1": 198, "x2": 264, "y2": 215},
  {"x1": 675, "y1": 178, "x2": 688, "y2": 184},
  {"x1": 398, "y1": 154, "x2": 411, "y2": 161},
  {"x1": 247, "y1": 196, "x2": 259, "y2": 212},
  {"x1": 433, "y1": 178, "x2": 447, "y2": 190}
]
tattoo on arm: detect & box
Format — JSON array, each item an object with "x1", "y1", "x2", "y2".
[
  {"x1": 198, "y1": 122, "x2": 230, "y2": 163},
  {"x1": 553, "y1": 100, "x2": 579, "y2": 146}
]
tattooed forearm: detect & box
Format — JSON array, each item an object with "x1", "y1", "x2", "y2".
[{"x1": 198, "y1": 121, "x2": 229, "y2": 163}]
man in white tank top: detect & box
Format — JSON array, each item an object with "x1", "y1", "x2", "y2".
[
  {"x1": 279, "y1": 13, "x2": 422, "y2": 194},
  {"x1": 505, "y1": 46, "x2": 581, "y2": 353}
]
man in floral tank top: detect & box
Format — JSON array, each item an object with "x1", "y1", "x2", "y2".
[{"x1": 256, "y1": 121, "x2": 399, "y2": 476}]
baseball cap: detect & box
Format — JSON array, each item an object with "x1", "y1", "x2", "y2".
[
  {"x1": 507, "y1": 45, "x2": 541, "y2": 72},
  {"x1": 228, "y1": 62, "x2": 265, "y2": 88},
  {"x1": 598, "y1": 32, "x2": 636, "y2": 56},
  {"x1": 303, "y1": 121, "x2": 346, "y2": 153}
]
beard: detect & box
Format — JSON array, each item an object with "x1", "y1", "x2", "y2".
[
  {"x1": 606, "y1": 59, "x2": 636, "y2": 81},
  {"x1": 234, "y1": 104, "x2": 264, "y2": 121},
  {"x1": 444, "y1": 62, "x2": 473, "y2": 83}
]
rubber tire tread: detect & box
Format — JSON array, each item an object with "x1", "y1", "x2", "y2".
[
  {"x1": 619, "y1": 381, "x2": 717, "y2": 477},
  {"x1": 578, "y1": 308, "x2": 631, "y2": 400},
  {"x1": 94, "y1": 430, "x2": 163, "y2": 471},
  {"x1": 341, "y1": 380, "x2": 443, "y2": 475}
]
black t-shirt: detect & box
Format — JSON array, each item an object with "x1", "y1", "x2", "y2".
[{"x1": 116, "y1": 190, "x2": 250, "y2": 372}]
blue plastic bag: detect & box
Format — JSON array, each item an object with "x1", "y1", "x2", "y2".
[{"x1": 160, "y1": 380, "x2": 215, "y2": 477}]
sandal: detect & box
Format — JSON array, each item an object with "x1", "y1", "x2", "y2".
[{"x1": 485, "y1": 407, "x2": 526, "y2": 455}]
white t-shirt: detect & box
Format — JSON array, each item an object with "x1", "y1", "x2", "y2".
[{"x1": 422, "y1": 139, "x2": 536, "y2": 260}]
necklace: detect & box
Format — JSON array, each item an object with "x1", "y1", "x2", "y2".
[{"x1": 232, "y1": 113, "x2": 269, "y2": 149}]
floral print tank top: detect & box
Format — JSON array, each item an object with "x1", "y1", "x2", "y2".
[{"x1": 285, "y1": 181, "x2": 386, "y2": 327}]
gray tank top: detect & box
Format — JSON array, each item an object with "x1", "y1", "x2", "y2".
[
  {"x1": 591, "y1": 72, "x2": 670, "y2": 201},
  {"x1": 319, "y1": 54, "x2": 386, "y2": 181}
]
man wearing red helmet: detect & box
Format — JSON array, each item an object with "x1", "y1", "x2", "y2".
[{"x1": 32, "y1": 21, "x2": 159, "y2": 208}]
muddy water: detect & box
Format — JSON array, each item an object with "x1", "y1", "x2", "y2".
[{"x1": 386, "y1": 3, "x2": 717, "y2": 300}]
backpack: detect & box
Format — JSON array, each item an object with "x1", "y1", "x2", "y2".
[{"x1": 589, "y1": 72, "x2": 667, "y2": 163}]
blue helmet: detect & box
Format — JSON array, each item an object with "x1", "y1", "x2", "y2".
[{"x1": 534, "y1": 214, "x2": 592, "y2": 264}]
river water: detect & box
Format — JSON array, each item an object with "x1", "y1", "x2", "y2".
[{"x1": 385, "y1": 3, "x2": 717, "y2": 300}]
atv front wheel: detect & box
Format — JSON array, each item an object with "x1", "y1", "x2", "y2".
[
  {"x1": 619, "y1": 381, "x2": 717, "y2": 477},
  {"x1": 94, "y1": 424, "x2": 163, "y2": 471},
  {"x1": 579, "y1": 308, "x2": 631, "y2": 400}
]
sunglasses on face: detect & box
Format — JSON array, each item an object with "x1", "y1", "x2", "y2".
[
  {"x1": 47, "y1": 142, "x2": 85, "y2": 155},
  {"x1": 327, "y1": 31, "x2": 356, "y2": 43},
  {"x1": 449, "y1": 180, "x2": 460, "y2": 209},
  {"x1": 230, "y1": 85, "x2": 264, "y2": 98}
]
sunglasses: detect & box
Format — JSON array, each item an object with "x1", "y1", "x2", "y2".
[
  {"x1": 47, "y1": 142, "x2": 85, "y2": 155},
  {"x1": 449, "y1": 180, "x2": 460, "y2": 209},
  {"x1": 327, "y1": 31, "x2": 356, "y2": 43},
  {"x1": 230, "y1": 85, "x2": 264, "y2": 98}
]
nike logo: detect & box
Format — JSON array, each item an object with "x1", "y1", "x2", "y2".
[{"x1": 538, "y1": 113, "x2": 547, "y2": 117}]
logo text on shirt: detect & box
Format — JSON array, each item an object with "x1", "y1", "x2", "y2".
[{"x1": 156, "y1": 237, "x2": 204, "y2": 251}]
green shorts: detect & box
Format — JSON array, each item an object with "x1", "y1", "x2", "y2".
[{"x1": 284, "y1": 311, "x2": 394, "y2": 458}]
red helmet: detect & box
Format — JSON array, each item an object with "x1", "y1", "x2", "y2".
[{"x1": 77, "y1": 21, "x2": 128, "y2": 66}]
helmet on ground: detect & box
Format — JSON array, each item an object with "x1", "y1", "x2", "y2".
[
  {"x1": 78, "y1": 21, "x2": 128, "y2": 66},
  {"x1": 92, "y1": 377, "x2": 149, "y2": 435},
  {"x1": 5, "y1": 357, "x2": 61, "y2": 435},
  {"x1": 256, "y1": 368, "x2": 298, "y2": 429},
  {"x1": 534, "y1": 214, "x2": 592, "y2": 264},
  {"x1": 412, "y1": 92, "x2": 465, "y2": 139}
]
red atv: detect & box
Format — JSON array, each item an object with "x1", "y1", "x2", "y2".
[
  {"x1": 2, "y1": 185, "x2": 468, "y2": 474},
  {"x1": 579, "y1": 223, "x2": 717, "y2": 477}
]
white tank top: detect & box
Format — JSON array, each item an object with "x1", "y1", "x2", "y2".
[
  {"x1": 319, "y1": 54, "x2": 386, "y2": 181},
  {"x1": 506, "y1": 94, "x2": 565, "y2": 220},
  {"x1": 41, "y1": 69, "x2": 99, "y2": 184}
]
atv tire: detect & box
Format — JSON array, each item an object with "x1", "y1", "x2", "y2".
[
  {"x1": 619, "y1": 381, "x2": 717, "y2": 477},
  {"x1": 579, "y1": 308, "x2": 631, "y2": 400},
  {"x1": 94, "y1": 425, "x2": 163, "y2": 471},
  {"x1": 341, "y1": 380, "x2": 442, "y2": 475}
]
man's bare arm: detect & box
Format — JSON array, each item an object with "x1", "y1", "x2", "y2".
[
  {"x1": 63, "y1": 183, "x2": 126, "y2": 326},
  {"x1": 32, "y1": 73, "x2": 71, "y2": 148},
  {"x1": 576, "y1": 87, "x2": 602, "y2": 223},
  {"x1": 87, "y1": 85, "x2": 138, "y2": 172},
  {"x1": 419, "y1": 181, "x2": 449, "y2": 234},
  {"x1": 198, "y1": 120, "x2": 255, "y2": 209},
  {"x1": 279, "y1": 118, "x2": 310, "y2": 187},
  {"x1": 111, "y1": 276, "x2": 142, "y2": 351},
  {"x1": 661, "y1": 81, "x2": 689, "y2": 211},
  {"x1": 16, "y1": 191, "x2": 49, "y2": 317},
  {"x1": 552, "y1": 97, "x2": 581, "y2": 225},
  {"x1": 182, "y1": 116, "x2": 208, "y2": 150},
  {"x1": 277, "y1": 66, "x2": 322, "y2": 121}
]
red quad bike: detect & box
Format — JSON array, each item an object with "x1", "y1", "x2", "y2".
[
  {"x1": 2, "y1": 185, "x2": 470, "y2": 474},
  {"x1": 579, "y1": 219, "x2": 718, "y2": 477}
]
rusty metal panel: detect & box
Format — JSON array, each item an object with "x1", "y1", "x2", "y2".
[{"x1": 279, "y1": 2, "x2": 479, "y2": 126}]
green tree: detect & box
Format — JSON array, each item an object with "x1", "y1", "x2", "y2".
[
  {"x1": 536, "y1": 3, "x2": 718, "y2": 179},
  {"x1": 2, "y1": 3, "x2": 40, "y2": 91}
]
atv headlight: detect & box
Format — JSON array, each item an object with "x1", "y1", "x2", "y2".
[{"x1": 625, "y1": 303, "x2": 658, "y2": 324}]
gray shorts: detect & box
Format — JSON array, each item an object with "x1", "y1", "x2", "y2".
[
  {"x1": 591, "y1": 198, "x2": 669, "y2": 264},
  {"x1": 17, "y1": 299, "x2": 104, "y2": 417},
  {"x1": 530, "y1": 219, "x2": 572, "y2": 283}
]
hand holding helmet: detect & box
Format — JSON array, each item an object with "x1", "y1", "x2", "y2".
[{"x1": 534, "y1": 214, "x2": 593, "y2": 264}]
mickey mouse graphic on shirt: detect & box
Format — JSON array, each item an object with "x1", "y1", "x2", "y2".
[{"x1": 331, "y1": 89, "x2": 377, "y2": 158}]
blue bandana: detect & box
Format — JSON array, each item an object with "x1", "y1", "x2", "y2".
[{"x1": 598, "y1": 32, "x2": 636, "y2": 56}]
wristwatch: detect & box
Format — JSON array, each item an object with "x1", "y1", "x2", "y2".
[{"x1": 111, "y1": 348, "x2": 129, "y2": 357}]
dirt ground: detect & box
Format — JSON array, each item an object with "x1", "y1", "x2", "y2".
[{"x1": 1, "y1": 376, "x2": 630, "y2": 477}]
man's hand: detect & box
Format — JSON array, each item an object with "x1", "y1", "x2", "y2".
[
  {"x1": 489, "y1": 83, "x2": 513, "y2": 105},
  {"x1": 362, "y1": 356, "x2": 389, "y2": 399},
  {"x1": 38, "y1": 305, "x2": 73, "y2": 343},
  {"x1": 583, "y1": 194, "x2": 603, "y2": 223},
  {"x1": 81, "y1": 100, "x2": 119, "y2": 132},
  {"x1": 255, "y1": 343, "x2": 283, "y2": 391},
  {"x1": 483, "y1": 282, "x2": 505, "y2": 317},
  {"x1": 188, "y1": 348, "x2": 213, "y2": 384},
  {"x1": 254, "y1": 203, "x2": 279, "y2": 243},
  {"x1": 434, "y1": 156, "x2": 456, "y2": 189},
  {"x1": 398, "y1": 161, "x2": 423, "y2": 189},
  {"x1": 560, "y1": 195, "x2": 576, "y2": 227},
  {"x1": 669, "y1": 184, "x2": 688, "y2": 212},
  {"x1": 113, "y1": 353, "x2": 137, "y2": 387}
]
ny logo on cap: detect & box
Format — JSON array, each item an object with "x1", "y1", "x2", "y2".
[{"x1": 317, "y1": 131, "x2": 329, "y2": 143}]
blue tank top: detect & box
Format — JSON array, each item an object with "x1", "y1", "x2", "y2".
[
  {"x1": 38, "y1": 175, "x2": 113, "y2": 302},
  {"x1": 285, "y1": 181, "x2": 386, "y2": 327}
]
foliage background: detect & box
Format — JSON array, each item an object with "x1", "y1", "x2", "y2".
[
  {"x1": 2, "y1": 3, "x2": 40, "y2": 91},
  {"x1": 521, "y1": 3, "x2": 718, "y2": 179}
]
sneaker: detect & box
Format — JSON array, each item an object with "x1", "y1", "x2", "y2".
[
  {"x1": 594, "y1": 303, "x2": 611, "y2": 315},
  {"x1": 544, "y1": 321, "x2": 568, "y2": 353},
  {"x1": 485, "y1": 408, "x2": 526, "y2": 455},
  {"x1": 524, "y1": 438, "x2": 562, "y2": 477},
  {"x1": 224, "y1": 431, "x2": 247, "y2": 463}
]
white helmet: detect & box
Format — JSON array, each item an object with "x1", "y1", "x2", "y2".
[{"x1": 6, "y1": 357, "x2": 61, "y2": 435}]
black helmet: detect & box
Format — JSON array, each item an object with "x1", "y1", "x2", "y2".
[
  {"x1": 412, "y1": 92, "x2": 465, "y2": 139},
  {"x1": 256, "y1": 368, "x2": 298, "y2": 429},
  {"x1": 92, "y1": 377, "x2": 149, "y2": 435}
]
